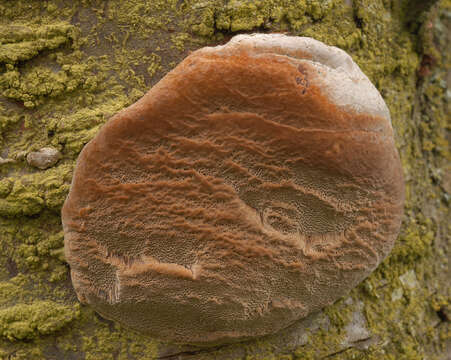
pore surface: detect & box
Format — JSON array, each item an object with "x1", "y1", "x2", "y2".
[{"x1": 62, "y1": 34, "x2": 405, "y2": 345}]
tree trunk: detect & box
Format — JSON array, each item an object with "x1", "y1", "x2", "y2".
[{"x1": 0, "y1": 0, "x2": 449, "y2": 359}]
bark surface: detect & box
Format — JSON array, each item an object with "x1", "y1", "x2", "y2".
[{"x1": 0, "y1": 0, "x2": 449, "y2": 359}]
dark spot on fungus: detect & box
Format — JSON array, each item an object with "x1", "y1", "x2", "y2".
[
  {"x1": 295, "y1": 76, "x2": 309, "y2": 94},
  {"x1": 295, "y1": 64, "x2": 309, "y2": 94},
  {"x1": 297, "y1": 64, "x2": 307, "y2": 74},
  {"x1": 62, "y1": 34, "x2": 405, "y2": 346}
]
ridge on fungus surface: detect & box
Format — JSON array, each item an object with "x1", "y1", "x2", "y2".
[{"x1": 62, "y1": 33, "x2": 405, "y2": 346}]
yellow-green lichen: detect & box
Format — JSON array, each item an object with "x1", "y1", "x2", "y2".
[
  {"x1": 0, "y1": 301, "x2": 80, "y2": 341},
  {"x1": 0, "y1": 0, "x2": 448, "y2": 358},
  {"x1": 0, "y1": 164, "x2": 72, "y2": 217},
  {"x1": 216, "y1": 0, "x2": 268, "y2": 32},
  {"x1": 0, "y1": 62, "x2": 99, "y2": 108},
  {"x1": 0, "y1": 24, "x2": 75, "y2": 64}
]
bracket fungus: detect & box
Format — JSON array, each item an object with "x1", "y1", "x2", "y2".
[{"x1": 62, "y1": 34, "x2": 405, "y2": 346}]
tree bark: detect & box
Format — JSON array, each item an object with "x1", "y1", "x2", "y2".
[{"x1": 0, "y1": 0, "x2": 449, "y2": 359}]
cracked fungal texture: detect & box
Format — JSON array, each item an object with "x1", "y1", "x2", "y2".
[{"x1": 62, "y1": 34, "x2": 405, "y2": 346}]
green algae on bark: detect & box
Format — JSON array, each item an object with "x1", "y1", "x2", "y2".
[{"x1": 0, "y1": 0, "x2": 449, "y2": 358}]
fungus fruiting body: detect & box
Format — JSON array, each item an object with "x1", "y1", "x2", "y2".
[{"x1": 62, "y1": 34, "x2": 405, "y2": 345}]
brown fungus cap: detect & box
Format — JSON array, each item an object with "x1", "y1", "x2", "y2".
[{"x1": 62, "y1": 34, "x2": 405, "y2": 346}]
